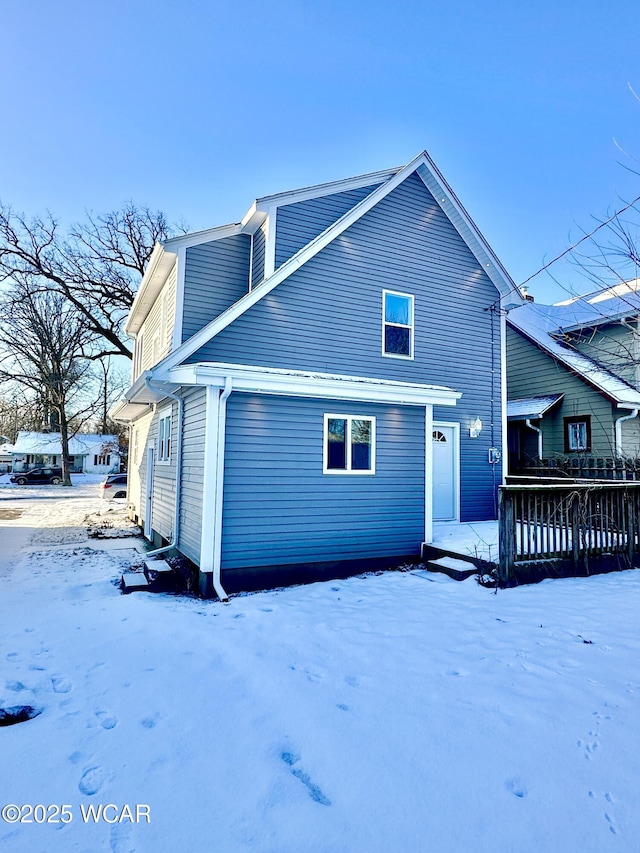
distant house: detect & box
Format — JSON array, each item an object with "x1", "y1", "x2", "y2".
[
  {"x1": 506, "y1": 281, "x2": 640, "y2": 471},
  {"x1": 0, "y1": 441, "x2": 13, "y2": 473},
  {"x1": 112, "y1": 151, "x2": 523, "y2": 597},
  {"x1": 11, "y1": 432, "x2": 120, "y2": 474}
]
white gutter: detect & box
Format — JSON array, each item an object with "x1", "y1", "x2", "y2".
[
  {"x1": 525, "y1": 419, "x2": 543, "y2": 459},
  {"x1": 144, "y1": 378, "x2": 184, "y2": 559},
  {"x1": 615, "y1": 408, "x2": 639, "y2": 458},
  {"x1": 212, "y1": 377, "x2": 233, "y2": 602}
]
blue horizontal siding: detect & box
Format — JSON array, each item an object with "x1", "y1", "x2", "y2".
[
  {"x1": 189, "y1": 171, "x2": 503, "y2": 520},
  {"x1": 275, "y1": 183, "x2": 381, "y2": 268},
  {"x1": 221, "y1": 394, "x2": 425, "y2": 570},
  {"x1": 182, "y1": 234, "x2": 251, "y2": 342},
  {"x1": 178, "y1": 387, "x2": 206, "y2": 563}
]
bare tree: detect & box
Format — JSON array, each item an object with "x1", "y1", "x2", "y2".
[
  {"x1": 0, "y1": 282, "x2": 94, "y2": 486},
  {"x1": 0, "y1": 202, "x2": 184, "y2": 360}
]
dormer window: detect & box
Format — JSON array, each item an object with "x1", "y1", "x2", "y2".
[{"x1": 383, "y1": 290, "x2": 414, "y2": 358}]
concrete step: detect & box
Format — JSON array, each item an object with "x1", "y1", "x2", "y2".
[
  {"x1": 120, "y1": 572, "x2": 150, "y2": 594},
  {"x1": 421, "y1": 543, "x2": 480, "y2": 566},
  {"x1": 426, "y1": 556, "x2": 478, "y2": 582},
  {"x1": 143, "y1": 559, "x2": 178, "y2": 592}
]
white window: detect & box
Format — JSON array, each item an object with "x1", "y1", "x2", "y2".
[
  {"x1": 132, "y1": 427, "x2": 139, "y2": 466},
  {"x1": 157, "y1": 409, "x2": 172, "y2": 463},
  {"x1": 133, "y1": 334, "x2": 144, "y2": 378},
  {"x1": 94, "y1": 454, "x2": 111, "y2": 466},
  {"x1": 383, "y1": 290, "x2": 414, "y2": 359},
  {"x1": 323, "y1": 414, "x2": 375, "y2": 474}
]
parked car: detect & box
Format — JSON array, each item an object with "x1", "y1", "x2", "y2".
[
  {"x1": 10, "y1": 467, "x2": 63, "y2": 485},
  {"x1": 99, "y1": 473, "x2": 127, "y2": 499}
]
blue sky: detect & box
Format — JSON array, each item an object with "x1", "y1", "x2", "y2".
[{"x1": 2, "y1": 0, "x2": 640, "y2": 303}]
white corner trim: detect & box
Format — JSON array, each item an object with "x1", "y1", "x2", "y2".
[
  {"x1": 263, "y1": 207, "x2": 277, "y2": 278},
  {"x1": 500, "y1": 311, "x2": 508, "y2": 482},
  {"x1": 172, "y1": 247, "x2": 186, "y2": 351},
  {"x1": 424, "y1": 405, "x2": 434, "y2": 543},
  {"x1": 199, "y1": 386, "x2": 220, "y2": 574}
]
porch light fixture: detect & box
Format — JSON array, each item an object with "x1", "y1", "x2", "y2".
[{"x1": 470, "y1": 417, "x2": 483, "y2": 439}]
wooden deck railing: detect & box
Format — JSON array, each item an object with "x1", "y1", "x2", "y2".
[
  {"x1": 513, "y1": 457, "x2": 640, "y2": 481},
  {"x1": 498, "y1": 483, "x2": 640, "y2": 584}
]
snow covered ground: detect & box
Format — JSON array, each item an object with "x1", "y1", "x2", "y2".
[{"x1": 1, "y1": 484, "x2": 640, "y2": 852}]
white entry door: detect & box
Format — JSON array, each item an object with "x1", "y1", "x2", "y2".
[{"x1": 432, "y1": 423, "x2": 459, "y2": 521}]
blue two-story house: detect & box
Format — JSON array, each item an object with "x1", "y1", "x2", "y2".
[{"x1": 112, "y1": 151, "x2": 523, "y2": 597}]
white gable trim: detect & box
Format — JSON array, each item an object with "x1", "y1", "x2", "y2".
[
  {"x1": 414, "y1": 159, "x2": 521, "y2": 306},
  {"x1": 126, "y1": 244, "x2": 177, "y2": 336},
  {"x1": 249, "y1": 166, "x2": 399, "y2": 212},
  {"x1": 154, "y1": 151, "x2": 521, "y2": 377},
  {"x1": 162, "y1": 222, "x2": 243, "y2": 251}
]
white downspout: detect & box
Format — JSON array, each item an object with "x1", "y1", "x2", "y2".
[
  {"x1": 615, "y1": 409, "x2": 638, "y2": 458},
  {"x1": 211, "y1": 377, "x2": 232, "y2": 602},
  {"x1": 144, "y1": 378, "x2": 183, "y2": 558},
  {"x1": 525, "y1": 419, "x2": 543, "y2": 460}
]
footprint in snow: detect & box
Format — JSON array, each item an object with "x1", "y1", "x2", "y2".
[
  {"x1": 78, "y1": 766, "x2": 107, "y2": 796},
  {"x1": 344, "y1": 676, "x2": 359, "y2": 688},
  {"x1": 140, "y1": 715, "x2": 158, "y2": 729},
  {"x1": 51, "y1": 676, "x2": 72, "y2": 694},
  {"x1": 336, "y1": 704, "x2": 349, "y2": 711},
  {"x1": 281, "y1": 751, "x2": 331, "y2": 806},
  {"x1": 96, "y1": 711, "x2": 118, "y2": 730},
  {"x1": 505, "y1": 777, "x2": 528, "y2": 798},
  {"x1": 5, "y1": 681, "x2": 26, "y2": 692}
]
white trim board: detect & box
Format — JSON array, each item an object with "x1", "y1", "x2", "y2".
[{"x1": 167, "y1": 362, "x2": 461, "y2": 408}]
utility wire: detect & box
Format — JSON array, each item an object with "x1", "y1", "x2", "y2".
[{"x1": 519, "y1": 194, "x2": 640, "y2": 288}]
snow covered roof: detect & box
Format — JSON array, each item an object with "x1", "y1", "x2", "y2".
[
  {"x1": 0, "y1": 442, "x2": 14, "y2": 456},
  {"x1": 11, "y1": 432, "x2": 118, "y2": 456},
  {"x1": 548, "y1": 278, "x2": 640, "y2": 333},
  {"x1": 508, "y1": 302, "x2": 640, "y2": 408},
  {"x1": 507, "y1": 394, "x2": 564, "y2": 421}
]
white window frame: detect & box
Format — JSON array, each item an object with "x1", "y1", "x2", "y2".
[
  {"x1": 382, "y1": 289, "x2": 414, "y2": 360},
  {"x1": 133, "y1": 333, "x2": 144, "y2": 379},
  {"x1": 157, "y1": 408, "x2": 172, "y2": 464},
  {"x1": 323, "y1": 414, "x2": 376, "y2": 475}
]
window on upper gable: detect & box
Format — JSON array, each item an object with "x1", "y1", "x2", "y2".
[
  {"x1": 383, "y1": 290, "x2": 414, "y2": 359},
  {"x1": 323, "y1": 415, "x2": 375, "y2": 474}
]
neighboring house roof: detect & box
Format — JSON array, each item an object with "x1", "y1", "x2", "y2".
[
  {"x1": 507, "y1": 394, "x2": 564, "y2": 421},
  {"x1": 549, "y1": 278, "x2": 640, "y2": 334},
  {"x1": 0, "y1": 442, "x2": 14, "y2": 457},
  {"x1": 11, "y1": 432, "x2": 118, "y2": 456},
  {"x1": 152, "y1": 150, "x2": 523, "y2": 378},
  {"x1": 508, "y1": 302, "x2": 640, "y2": 408}
]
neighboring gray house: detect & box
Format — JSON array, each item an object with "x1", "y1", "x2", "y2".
[
  {"x1": 11, "y1": 432, "x2": 121, "y2": 473},
  {"x1": 507, "y1": 280, "x2": 640, "y2": 471},
  {"x1": 112, "y1": 151, "x2": 523, "y2": 597}
]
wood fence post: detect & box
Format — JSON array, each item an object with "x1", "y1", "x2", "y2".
[
  {"x1": 498, "y1": 488, "x2": 515, "y2": 585},
  {"x1": 571, "y1": 494, "x2": 581, "y2": 575},
  {"x1": 626, "y1": 491, "x2": 634, "y2": 565}
]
